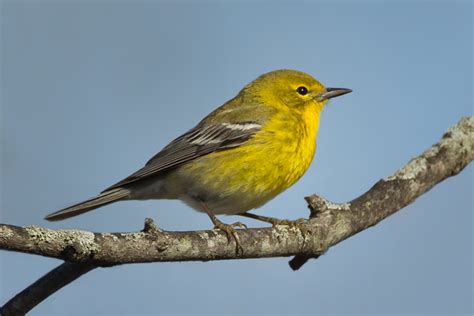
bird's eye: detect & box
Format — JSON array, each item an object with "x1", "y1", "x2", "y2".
[{"x1": 296, "y1": 86, "x2": 308, "y2": 96}]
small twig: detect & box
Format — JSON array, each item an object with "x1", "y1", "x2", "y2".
[{"x1": 0, "y1": 262, "x2": 96, "y2": 315}]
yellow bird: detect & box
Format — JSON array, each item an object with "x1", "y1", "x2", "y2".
[{"x1": 45, "y1": 69, "x2": 351, "y2": 251}]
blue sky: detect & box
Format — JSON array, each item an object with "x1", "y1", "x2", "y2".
[{"x1": 1, "y1": 1, "x2": 472, "y2": 315}]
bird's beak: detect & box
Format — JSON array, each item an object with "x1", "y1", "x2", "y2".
[{"x1": 317, "y1": 87, "x2": 352, "y2": 101}]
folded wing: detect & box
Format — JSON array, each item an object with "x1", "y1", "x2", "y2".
[{"x1": 103, "y1": 121, "x2": 262, "y2": 191}]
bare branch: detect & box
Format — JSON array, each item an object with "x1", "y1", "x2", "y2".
[
  {"x1": 1, "y1": 262, "x2": 96, "y2": 316},
  {"x1": 1, "y1": 116, "x2": 472, "y2": 315}
]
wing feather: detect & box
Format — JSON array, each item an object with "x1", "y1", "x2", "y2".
[{"x1": 103, "y1": 122, "x2": 261, "y2": 191}]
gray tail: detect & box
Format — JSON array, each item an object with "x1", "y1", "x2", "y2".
[{"x1": 45, "y1": 188, "x2": 129, "y2": 221}]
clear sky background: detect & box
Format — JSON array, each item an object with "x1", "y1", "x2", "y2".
[{"x1": 1, "y1": 1, "x2": 472, "y2": 315}]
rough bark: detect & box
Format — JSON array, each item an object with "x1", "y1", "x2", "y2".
[{"x1": 1, "y1": 116, "x2": 472, "y2": 315}]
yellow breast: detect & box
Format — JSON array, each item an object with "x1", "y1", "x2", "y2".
[
  {"x1": 167, "y1": 102, "x2": 321, "y2": 214},
  {"x1": 250, "y1": 103, "x2": 320, "y2": 194}
]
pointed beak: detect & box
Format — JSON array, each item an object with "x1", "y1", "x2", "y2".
[{"x1": 318, "y1": 87, "x2": 352, "y2": 101}]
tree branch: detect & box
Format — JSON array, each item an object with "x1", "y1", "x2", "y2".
[
  {"x1": 1, "y1": 116, "x2": 472, "y2": 315},
  {"x1": 1, "y1": 262, "x2": 96, "y2": 316}
]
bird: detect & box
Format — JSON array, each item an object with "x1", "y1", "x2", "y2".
[{"x1": 45, "y1": 69, "x2": 351, "y2": 253}]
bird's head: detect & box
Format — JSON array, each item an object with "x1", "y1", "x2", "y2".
[{"x1": 240, "y1": 69, "x2": 351, "y2": 111}]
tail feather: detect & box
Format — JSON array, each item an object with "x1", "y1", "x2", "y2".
[{"x1": 45, "y1": 188, "x2": 129, "y2": 221}]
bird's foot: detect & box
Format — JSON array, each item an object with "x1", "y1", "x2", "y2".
[
  {"x1": 240, "y1": 212, "x2": 306, "y2": 227},
  {"x1": 213, "y1": 220, "x2": 246, "y2": 255}
]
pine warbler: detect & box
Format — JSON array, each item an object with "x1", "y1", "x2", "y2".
[{"x1": 45, "y1": 69, "x2": 351, "y2": 253}]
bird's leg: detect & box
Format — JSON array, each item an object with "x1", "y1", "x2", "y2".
[
  {"x1": 202, "y1": 203, "x2": 246, "y2": 255},
  {"x1": 239, "y1": 212, "x2": 305, "y2": 227}
]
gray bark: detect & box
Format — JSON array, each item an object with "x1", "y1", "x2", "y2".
[{"x1": 1, "y1": 116, "x2": 472, "y2": 315}]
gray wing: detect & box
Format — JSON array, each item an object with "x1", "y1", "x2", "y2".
[{"x1": 103, "y1": 122, "x2": 261, "y2": 191}]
